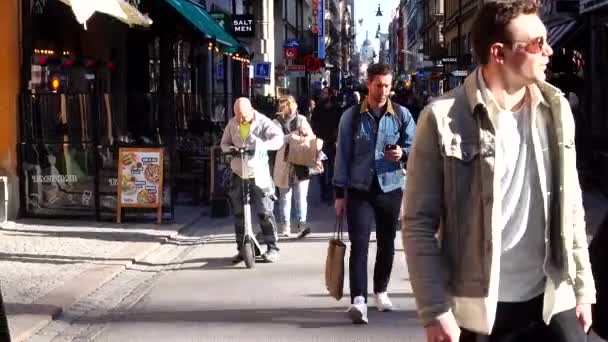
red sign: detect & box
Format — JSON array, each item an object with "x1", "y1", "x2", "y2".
[
  {"x1": 284, "y1": 47, "x2": 298, "y2": 60},
  {"x1": 311, "y1": 0, "x2": 319, "y2": 33},
  {"x1": 303, "y1": 55, "x2": 320, "y2": 72},
  {"x1": 287, "y1": 65, "x2": 305, "y2": 72}
]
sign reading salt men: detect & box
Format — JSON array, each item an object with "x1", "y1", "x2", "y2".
[
  {"x1": 116, "y1": 147, "x2": 164, "y2": 224},
  {"x1": 232, "y1": 15, "x2": 255, "y2": 37}
]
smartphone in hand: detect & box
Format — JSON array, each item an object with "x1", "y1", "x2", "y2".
[{"x1": 384, "y1": 144, "x2": 398, "y2": 151}]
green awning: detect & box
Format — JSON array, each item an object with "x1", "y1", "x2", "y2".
[{"x1": 165, "y1": 0, "x2": 239, "y2": 50}]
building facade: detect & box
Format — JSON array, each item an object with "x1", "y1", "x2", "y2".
[{"x1": 0, "y1": 0, "x2": 21, "y2": 220}]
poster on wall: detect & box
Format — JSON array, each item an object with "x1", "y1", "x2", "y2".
[{"x1": 116, "y1": 147, "x2": 164, "y2": 223}]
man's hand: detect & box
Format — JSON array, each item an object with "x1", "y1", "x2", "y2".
[
  {"x1": 576, "y1": 303, "x2": 592, "y2": 333},
  {"x1": 384, "y1": 148, "x2": 403, "y2": 162},
  {"x1": 425, "y1": 312, "x2": 461, "y2": 342},
  {"x1": 335, "y1": 198, "x2": 346, "y2": 217}
]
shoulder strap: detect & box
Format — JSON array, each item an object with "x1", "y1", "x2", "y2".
[
  {"x1": 350, "y1": 104, "x2": 362, "y2": 163},
  {"x1": 390, "y1": 100, "x2": 403, "y2": 130}
]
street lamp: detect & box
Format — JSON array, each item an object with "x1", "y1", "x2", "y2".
[{"x1": 375, "y1": 4, "x2": 383, "y2": 16}]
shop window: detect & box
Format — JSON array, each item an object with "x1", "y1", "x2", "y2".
[{"x1": 173, "y1": 40, "x2": 192, "y2": 94}]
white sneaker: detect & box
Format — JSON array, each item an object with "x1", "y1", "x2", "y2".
[
  {"x1": 347, "y1": 296, "x2": 368, "y2": 324},
  {"x1": 374, "y1": 292, "x2": 393, "y2": 312},
  {"x1": 278, "y1": 224, "x2": 292, "y2": 238}
]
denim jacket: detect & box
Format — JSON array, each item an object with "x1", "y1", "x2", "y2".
[{"x1": 333, "y1": 100, "x2": 416, "y2": 195}]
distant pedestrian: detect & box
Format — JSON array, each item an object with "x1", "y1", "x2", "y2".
[
  {"x1": 272, "y1": 95, "x2": 314, "y2": 239},
  {"x1": 311, "y1": 88, "x2": 341, "y2": 204}
]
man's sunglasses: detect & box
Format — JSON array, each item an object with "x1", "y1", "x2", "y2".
[{"x1": 505, "y1": 36, "x2": 547, "y2": 54}]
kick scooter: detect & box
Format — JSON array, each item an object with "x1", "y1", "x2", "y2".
[{"x1": 225, "y1": 147, "x2": 263, "y2": 268}]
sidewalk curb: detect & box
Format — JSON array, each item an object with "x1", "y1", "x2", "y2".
[{"x1": 11, "y1": 217, "x2": 201, "y2": 342}]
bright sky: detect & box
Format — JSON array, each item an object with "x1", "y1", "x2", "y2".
[{"x1": 354, "y1": 0, "x2": 400, "y2": 53}]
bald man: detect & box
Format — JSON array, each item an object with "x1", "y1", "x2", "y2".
[{"x1": 221, "y1": 97, "x2": 284, "y2": 263}]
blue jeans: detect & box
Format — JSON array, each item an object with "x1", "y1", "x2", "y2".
[{"x1": 277, "y1": 179, "x2": 310, "y2": 225}]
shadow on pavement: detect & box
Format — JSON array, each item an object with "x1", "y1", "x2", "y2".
[
  {"x1": 2, "y1": 228, "x2": 171, "y2": 244},
  {"x1": 0, "y1": 252, "x2": 134, "y2": 265},
  {"x1": 5, "y1": 302, "x2": 61, "y2": 317},
  {"x1": 303, "y1": 292, "x2": 415, "y2": 299},
  {"x1": 74, "y1": 307, "x2": 420, "y2": 329}
]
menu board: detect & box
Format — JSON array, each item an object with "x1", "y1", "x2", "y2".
[{"x1": 116, "y1": 147, "x2": 164, "y2": 223}]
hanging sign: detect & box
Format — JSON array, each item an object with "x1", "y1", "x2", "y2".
[
  {"x1": 116, "y1": 147, "x2": 164, "y2": 223},
  {"x1": 284, "y1": 47, "x2": 298, "y2": 60},
  {"x1": 232, "y1": 14, "x2": 255, "y2": 37}
]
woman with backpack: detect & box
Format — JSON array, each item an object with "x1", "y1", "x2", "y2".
[{"x1": 272, "y1": 95, "x2": 317, "y2": 238}]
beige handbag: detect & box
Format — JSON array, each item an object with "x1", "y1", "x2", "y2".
[{"x1": 287, "y1": 134, "x2": 323, "y2": 167}]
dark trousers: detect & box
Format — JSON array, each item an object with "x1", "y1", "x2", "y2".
[
  {"x1": 346, "y1": 184, "x2": 402, "y2": 303},
  {"x1": 0, "y1": 286, "x2": 10, "y2": 342},
  {"x1": 229, "y1": 174, "x2": 278, "y2": 251},
  {"x1": 460, "y1": 294, "x2": 587, "y2": 342},
  {"x1": 320, "y1": 144, "x2": 335, "y2": 202}
]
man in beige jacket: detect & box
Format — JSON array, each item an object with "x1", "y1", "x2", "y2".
[{"x1": 402, "y1": 1, "x2": 595, "y2": 341}]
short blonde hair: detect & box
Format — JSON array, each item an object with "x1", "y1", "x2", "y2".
[{"x1": 277, "y1": 95, "x2": 298, "y2": 118}]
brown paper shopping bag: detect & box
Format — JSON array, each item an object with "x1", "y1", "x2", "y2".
[{"x1": 325, "y1": 217, "x2": 346, "y2": 301}]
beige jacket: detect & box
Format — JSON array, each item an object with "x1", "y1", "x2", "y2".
[
  {"x1": 220, "y1": 111, "x2": 284, "y2": 193},
  {"x1": 402, "y1": 69, "x2": 596, "y2": 334}
]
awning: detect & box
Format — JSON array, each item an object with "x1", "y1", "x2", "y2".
[
  {"x1": 164, "y1": 0, "x2": 240, "y2": 51},
  {"x1": 547, "y1": 20, "x2": 578, "y2": 49},
  {"x1": 57, "y1": 0, "x2": 152, "y2": 28}
]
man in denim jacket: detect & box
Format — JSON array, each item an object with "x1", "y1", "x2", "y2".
[{"x1": 333, "y1": 63, "x2": 416, "y2": 324}]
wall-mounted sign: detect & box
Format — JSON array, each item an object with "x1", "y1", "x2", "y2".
[
  {"x1": 210, "y1": 11, "x2": 229, "y2": 30},
  {"x1": 216, "y1": 61, "x2": 225, "y2": 80},
  {"x1": 287, "y1": 65, "x2": 306, "y2": 77},
  {"x1": 284, "y1": 39, "x2": 301, "y2": 48},
  {"x1": 284, "y1": 47, "x2": 298, "y2": 60},
  {"x1": 451, "y1": 70, "x2": 469, "y2": 77},
  {"x1": 232, "y1": 14, "x2": 255, "y2": 37},
  {"x1": 311, "y1": 0, "x2": 320, "y2": 34},
  {"x1": 303, "y1": 55, "x2": 320, "y2": 72},
  {"x1": 441, "y1": 56, "x2": 458, "y2": 64},
  {"x1": 317, "y1": 0, "x2": 325, "y2": 59},
  {"x1": 254, "y1": 62, "x2": 271, "y2": 79},
  {"x1": 116, "y1": 147, "x2": 164, "y2": 224}
]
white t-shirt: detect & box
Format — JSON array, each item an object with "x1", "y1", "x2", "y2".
[{"x1": 494, "y1": 96, "x2": 547, "y2": 302}]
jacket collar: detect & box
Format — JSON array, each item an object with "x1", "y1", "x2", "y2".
[
  {"x1": 360, "y1": 99, "x2": 396, "y2": 115},
  {"x1": 464, "y1": 67, "x2": 558, "y2": 117}
]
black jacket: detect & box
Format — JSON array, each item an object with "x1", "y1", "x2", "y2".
[{"x1": 590, "y1": 215, "x2": 608, "y2": 339}]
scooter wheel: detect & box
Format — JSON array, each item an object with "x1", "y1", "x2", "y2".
[{"x1": 243, "y1": 241, "x2": 256, "y2": 269}]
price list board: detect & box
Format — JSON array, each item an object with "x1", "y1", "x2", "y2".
[{"x1": 116, "y1": 147, "x2": 164, "y2": 223}]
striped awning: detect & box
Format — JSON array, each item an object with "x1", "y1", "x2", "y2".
[{"x1": 547, "y1": 20, "x2": 578, "y2": 48}]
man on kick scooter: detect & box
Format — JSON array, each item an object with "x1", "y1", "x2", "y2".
[{"x1": 221, "y1": 97, "x2": 284, "y2": 263}]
